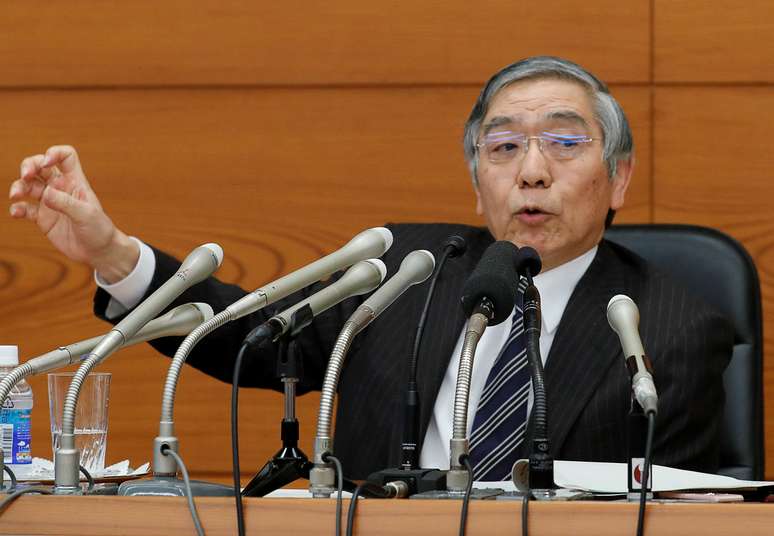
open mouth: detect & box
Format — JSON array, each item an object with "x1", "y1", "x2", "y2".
[{"x1": 522, "y1": 208, "x2": 544, "y2": 215}]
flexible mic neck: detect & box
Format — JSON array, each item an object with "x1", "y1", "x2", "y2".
[
  {"x1": 447, "y1": 241, "x2": 518, "y2": 492},
  {"x1": 309, "y1": 250, "x2": 435, "y2": 498},
  {"x1": 514, "y1": 246, "x2": 554, "y2": 492}
]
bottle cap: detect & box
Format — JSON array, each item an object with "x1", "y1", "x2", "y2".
[{"x1": 0, "y1": 346, "x2": 19, "y2": 367}]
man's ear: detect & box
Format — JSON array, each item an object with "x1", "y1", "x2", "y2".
[{"x1": 610, "y1": 157, "x2": 634, "y2": 211}]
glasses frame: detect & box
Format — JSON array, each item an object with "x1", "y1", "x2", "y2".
[{"x1": 476, "y1": 133, "x2": 601, "y2": 164}]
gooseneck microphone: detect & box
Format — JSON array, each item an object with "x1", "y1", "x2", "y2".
[
  {"x1": 367, "y1": 235, "x2": 466, "y2": 495},
  {"x1": 447, "y1": 241, "x2": 519, "y2": 493},
  {"x1": 54, "y1": 244, "x2": 224, "y2": 492},
  {"x1": 607, "y1": 294, "x2": 658, "y2": 528},
  {"x1": 0, "y1": 302, "x2": 213, "y2": 487},
  {"x1": 402, "y1": 235, "x2": 466, "y2": 469},
  {"x1": 149, "y1": 227, "x2": 393, "y2": 481},
  {"x1": 310, "y1": 250, "x2": 436, "y2": 498},
  {"x1": 606, "y1": 295, "x2": 658, "y2": 415},
  {"x1": 515, "y1": 247, "x2": 555, "y2": 493}
]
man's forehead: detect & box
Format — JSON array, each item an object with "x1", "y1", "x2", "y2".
[{"x1": 481, "y1": 78, "x2": 595, "y2": 130}]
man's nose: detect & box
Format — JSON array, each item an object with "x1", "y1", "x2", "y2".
[{"x1": 517, "y1": 141, "x2": 552, "y2": 188}]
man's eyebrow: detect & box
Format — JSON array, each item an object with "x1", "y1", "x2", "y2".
[
  {"x1": 481, "y1": 116, "x2": 521, "y2": 135},
  {"x1": 543, "y1": 110, "x2": 590, "y2": 128}
]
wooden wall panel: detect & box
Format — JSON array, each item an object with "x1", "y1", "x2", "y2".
[
  {"x1": 653, "y1": 87, "x2": 774, "y2": 472},
  {"x1": 0, "y1": 85, "x2": 650, "y2": 480},
  {"x1": 0, "y1": 1, "x2": 650, "y2": 87},
  {"x1": 654, "y1": 0, "x2": 774, "y2": 82}
]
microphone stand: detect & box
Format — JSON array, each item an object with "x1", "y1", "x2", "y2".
[
  {"x1": 521, "y1": 270, "x2": 555, "y2": 498},
  {"x1": 367, "y1": 238, "x2": 466, "y2": 495},
  {"x1": 241, "y1": 308, "x2": 313, "y2": 497}
]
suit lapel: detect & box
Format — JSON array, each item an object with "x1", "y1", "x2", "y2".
[{"x1": 540, "y1": 241, "x2": 632, "y2": 455}]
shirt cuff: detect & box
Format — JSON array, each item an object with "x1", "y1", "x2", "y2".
[{"x1": 94, "y1": 237, "x2": 156, "y2": 318}]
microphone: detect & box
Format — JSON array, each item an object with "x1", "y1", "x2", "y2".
[
  {"x1": 225, "y1": 227, "x2": 393, "y2": 320},
  {"x1": 460, "y1": 241, "x2": 519, "y2": 324},
  {"x1": 448, "y1": 240, "x2": 519, "y2": 492},
  {"x1": 2, "y1": 303, "x2": 213, "y2": 388},
  {"x1": 310, "y1": 250, "x2": 436, "y2": 498},
  {"x1": 242, "y1": 259, "x2": 387, "y2": 347},
  {"x1": 150, "y1": 227, "x2": 392, "y2": 484},
  {"x1": 607, "y1": 295, "x2": 658, "y2": 415},
  {"x1": 0, "y1": 302, "x2": 213, "y2": 488},
  {"x1": 54, "y1": 243, "x2": 224, "y2": 492},
  {"x1": 367, "y1": 235, "x2": 467, "y2": 495},
  {"x1": 514, "y1": 247, "x2": 555, "y2": 493}
]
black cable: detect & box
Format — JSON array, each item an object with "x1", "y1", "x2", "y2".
[
  {"x1": 0, "y1": 487, "x2": 52, "y2": 515},
  {"x1": 345, "y1": 482, "x2": 367, "y2": 536},
  {"x1": 231, "y1": 343, "x2": 249, "y2": 536},
  {"x1": 636, "y1": 412, "x2": 656, "y2": 536},
  {"x1": 458, "y1": 455, "x2": 474, "y2": 536},
  {"x1": 79, "y1": 464, "x2": 95, "y2": 492},
  {"x1": 162, "y1": 447, "x2": 205, "y2": 536},
  {"x1": 345, "y1": 481, "x2": 395, "y2": 536},
  {"x1": 323, "y1": 453, "x2": 344, "y2": 536},
  {"x1": 521, "y1": 492, "x2": 530, "y2": 536},
  {"x1": 2, "y1": 465, "x2": 18, "y2": 491}
]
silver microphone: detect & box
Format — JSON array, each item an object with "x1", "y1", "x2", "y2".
[
  {"x1": 268, "y1": 259, "x2": 387, "y2": 338},
  {"x1": 54, "y1": 244, "x2": 223, "y2": 491},
  {"x1": 95, "y1": 243, "x2": 223, "y2": 361},
  {"x1": 225, "y1": 227, "x2": 393, "y2": 320},
  {"x1": 310, "y1": 250, "x2": 435, "y2": 498},
  {"x1": 607, "y1": 294, "x2": 658, "y2": 415},
  {"x1": 26, "y1": 303, "x2": 214, "y2": 377},
  {"x1": 346, "y1": 249, "x2": 436, "y2": 332},
  {"x1": 152, "y1": 228, "x2": 392, "y2": 479}
]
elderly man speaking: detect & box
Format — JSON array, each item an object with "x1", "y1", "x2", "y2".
[{"x1": 9, "y1": 56, "x2": 731, "y2": 481}]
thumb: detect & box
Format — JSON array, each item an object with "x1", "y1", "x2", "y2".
[{"x1": 41, "y1": 185, "x2": 92, "y2": 223}]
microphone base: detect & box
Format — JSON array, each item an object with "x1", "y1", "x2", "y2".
[
  {"x1": 241, "y1": 447, "x2": 312, "y2": 497},
  {"x1": 117, "y1": 476, "x2": 234, "y2": 497},
  {"x1": 366, "y1": 467, "x2": 447, "y2": 495}
]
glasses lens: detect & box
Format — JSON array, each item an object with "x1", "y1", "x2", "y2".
[
  {"x1": 541, "y1": 132, "x2": 591, "y2": 160},
  {"x1": 481, "y1": 131, "x2": 526, "y2": 162}
]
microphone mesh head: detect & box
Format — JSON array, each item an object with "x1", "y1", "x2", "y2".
[
  {"x1": 515, "y1": 246, "x2": 542, "y2": 277},
  {"x1": 461, "y1": 241, "x2": 519, "y2": 325}
]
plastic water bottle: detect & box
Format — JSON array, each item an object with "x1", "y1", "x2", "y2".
[{"x1": 0, "y1": 346, "x2": 33, "y2": 478}]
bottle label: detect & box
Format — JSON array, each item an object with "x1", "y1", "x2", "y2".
[{"x1": 0, "y1": 408, "x2": 32, "y2": 465}]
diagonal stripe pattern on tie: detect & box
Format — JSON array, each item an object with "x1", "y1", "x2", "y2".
[{"x1": 468, "y1": 279, "x2": 530, "y2": 481}]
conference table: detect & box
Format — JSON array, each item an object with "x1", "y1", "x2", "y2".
[{"x1": 0, "y1": 495, "x2": 772, "y2": 535}]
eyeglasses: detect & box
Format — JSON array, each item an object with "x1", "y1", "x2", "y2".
[{"x1": 476, "y1": 131, "x2": 600, "y2": 164}]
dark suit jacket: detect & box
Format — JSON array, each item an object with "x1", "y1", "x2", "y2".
[{"x1": 95, "y1": 223, "x2": 733, "y2": 478}]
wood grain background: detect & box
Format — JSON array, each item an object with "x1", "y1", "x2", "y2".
[{"x1": 0, "y1": 0, "x2": 771, "y2": 483}]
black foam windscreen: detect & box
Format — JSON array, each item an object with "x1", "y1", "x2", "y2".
[
  {"x1": 443, "y1": 235, "x2": 467, "y2": 258},
  {"x1": 460, "y1": 241, "x2": 519, "y2": 325},
  {"x1": 515, "y1": 246, "x2": 542, "y2": 277}
]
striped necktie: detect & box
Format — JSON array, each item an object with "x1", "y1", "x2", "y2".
[{"x1": 468, "y1": 279, "x2": 530, "y2": 481}]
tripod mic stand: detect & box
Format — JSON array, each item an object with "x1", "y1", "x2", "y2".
[{"x1": 241, "y1": 329, "x2": 312, "y2": 497}]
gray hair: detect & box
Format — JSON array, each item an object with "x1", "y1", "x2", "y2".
[{"x1": 463, "y1": 56, "x2": 634, "y2": 184}]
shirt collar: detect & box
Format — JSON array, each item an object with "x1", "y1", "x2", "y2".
[{"x1": 531, "y1": 246, "x2": 598, "y2": 335}]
